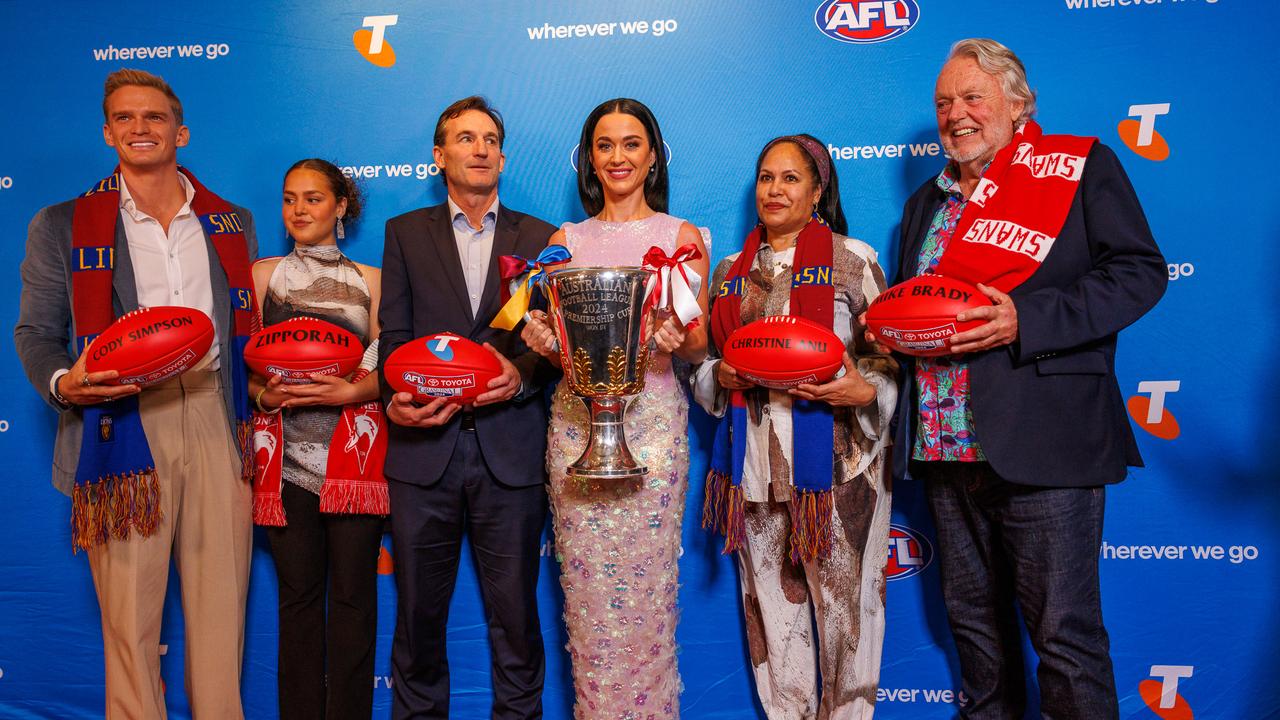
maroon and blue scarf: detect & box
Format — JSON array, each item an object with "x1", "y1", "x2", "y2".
[
  {"x1": 703, "y1": 216, "x2": 837, "y2": 563},
  {"x1": 69, "y1": 168, "x2": 259, "y2": 551}
]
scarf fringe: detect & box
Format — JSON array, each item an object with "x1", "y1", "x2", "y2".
[
  {"x1": 237, "y1": 420, "x2": 254, "y2": 483},
  {"x1": 787, "y1": 489, "x2": 834, "y2": 564},
  {"x1": 252, "y1": 489, "x2": 287, "y2": 527},
  {"x1": 700, "y1": 469, "x2": 729, "y2": 532},
  {"x1": 71, "y1": 470, "x2": 162, "y2": 553},
  {"x1": 701, "y1": 470, "x2": 746, "y2": 554},
  {"x1": 319, "y1": 479, "x2": 390, "y2": 516}
]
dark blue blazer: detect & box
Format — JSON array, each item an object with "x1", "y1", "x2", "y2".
[
  {"x1": 892, "y1": 143, "x2": 1167, "y2": 487},
  {"x1": 377, "y1": 202, "x2": 557, "y2": 488}
]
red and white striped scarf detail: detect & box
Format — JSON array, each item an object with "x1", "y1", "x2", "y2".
[{"x1": 934, "y1": 120, "x2": 1096, "y2": 292}]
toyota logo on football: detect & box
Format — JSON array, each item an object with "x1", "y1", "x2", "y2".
[
  {"x1": 886, "y1": 524, "x2": 933, "y2": 580},
  {"x1": 815, "y1": 0, "x2": 920, "y2": 45}
]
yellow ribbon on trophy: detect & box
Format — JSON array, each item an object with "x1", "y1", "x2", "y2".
[{"x1": 489, "y1": 244, "x2": 572, "y2": 330}]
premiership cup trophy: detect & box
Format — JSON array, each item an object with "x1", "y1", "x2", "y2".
[{"x1": 545, "y1": 267, "x2": 655, "y2": 479}]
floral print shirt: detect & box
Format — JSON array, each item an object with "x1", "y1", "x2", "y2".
[{"x1": 912, "y1": 164, "x2": 985, "y2": 462}]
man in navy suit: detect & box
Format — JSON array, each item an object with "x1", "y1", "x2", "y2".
[
  {"x1": 378, "y1": 96, "x2": 556, "y2": 720},
  {"x1": 890, "y1": 40, "x2": 1166, "y2": 719}
]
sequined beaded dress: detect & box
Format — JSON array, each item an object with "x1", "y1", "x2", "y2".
[{"x1": 548, "y1": 213, "x2": 690, "y2": 719}]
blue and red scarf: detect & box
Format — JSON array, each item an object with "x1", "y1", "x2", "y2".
[
  {"x1": 69, "y1": 168, "x2": 258, "y2": 551},
  {"x1": 704, "y1": 217, "x2": 837, "y2": 563}
]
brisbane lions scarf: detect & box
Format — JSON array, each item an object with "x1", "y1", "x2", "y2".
[
  {"x1": 704, "y1": 217, "x2": 837, "y2": 563},
  {"x1": 934, "y1": 120, "x2": 1097, "y2": 291},
  {"x1": 252, "y1": 366, "x2": 390, "y2": 525},
  {"x1": 69, "y1": 168, "x2": 258, "y2": 551}
]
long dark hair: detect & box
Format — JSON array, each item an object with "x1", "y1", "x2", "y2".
[
  {"x1": 753, "y1": 134, "x2": 847, "y2": 236},
  {"x1": 575, "y1": 98, "x2": 669, "y2": 217},
  {"x1": 284, "y1": 158, "x2": 364, "y2": 226}
]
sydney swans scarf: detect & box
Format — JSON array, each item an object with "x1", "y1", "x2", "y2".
[
  {"x1": 934, "y1": 120, "x2": 1097, "y2": 291},
  {"x1": 251, "y1": 367, "x2": 389, "y2": 524},
  {"x1": 704, "y1": 217, "x2": 837, "y2": 563},
  {"x1": 70, "y1": 168, "x2": 258, "y2": 551}
]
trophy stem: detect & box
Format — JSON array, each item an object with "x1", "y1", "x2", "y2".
[{"x1": 569, "y1": 396, "x2": 647, "y2": 479}]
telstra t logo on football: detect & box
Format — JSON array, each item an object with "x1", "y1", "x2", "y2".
[
  {"x1": 428, "y1": 334, "x2": 460, "y2": 362},
  {"x1": 1140, "y1": 665, "x2": 1194, "y2": 719},
  {"x1": 354, "y1": 14, "x2": 398, "y2": 67},
  {"x1": 814, "y1": 0, "x2": 920, "y2": 44},
  {"x1": 1128, "y1": 380, "x2": 1180, "y2": 440},
  {"x1": 1119, "y1": 103, "x2": 1170, "y2": 161}
]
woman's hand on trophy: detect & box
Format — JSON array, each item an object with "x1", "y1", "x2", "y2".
[
  {"x1": 652, "y1": 313, "x2": 688, "y2": 355},
  {"x1": 521, "y1": 310, "x2": 561, "y2": 365},
  {"x1": 789, "y1": 353, "x2": 876, "y2": 407},
  {"x1": 716, "y1": 359, "x2": 754, "y2": 391}
]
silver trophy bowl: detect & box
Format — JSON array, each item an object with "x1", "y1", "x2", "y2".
[{"x1": 545, "y1": 266, "x2": 654, "y2": 479}]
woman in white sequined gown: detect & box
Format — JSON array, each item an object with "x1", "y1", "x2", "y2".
[{"x1": 522, "y1": 99, "x2": 709, "y2": 719}]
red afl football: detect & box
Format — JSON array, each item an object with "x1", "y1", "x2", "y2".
[
  {"x1": 722, "y1": 316, "x2": 844, "y2": 389},
  {"x1": 85, "y1": 306, "x2": 215, "y2": 387},
  {"x1": 865, "y1": 274, "x2": 992, "y2": 357},
  {"x1": 244, "y1": 317, "x2": 364, "y2": 384},
  {"x1": 384, "y1": 332, "x2": 503, "y2": 404}
]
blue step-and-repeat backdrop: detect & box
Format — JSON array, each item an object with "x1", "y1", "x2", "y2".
[{"x1": 1, "y1": 1, "x2": 1276, "y2": 718}]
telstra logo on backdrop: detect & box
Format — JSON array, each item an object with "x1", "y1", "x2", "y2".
[
  {"x1": 1140, "y1": 665, "x2": 1194, "y2": 719},
  {"x1": 885, "y1": 524, "x2": 932, "y2": 580},
  {"x1": 1118, "y1": 103, "x2": 1170, "y2": 161},
  {"x1": 1128, "y1": 380, "x2": 1180, "y2": 440},
  {"x1": 355, "y1": 14, "x2": 398, "y2": 67},
  {"x1": 814, "y1": 0, "x2": 920, "y2": 44}
]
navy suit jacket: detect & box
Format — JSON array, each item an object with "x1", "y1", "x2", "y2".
[
  {"x1": 377, "y1": 202, "x2": 557, "y2": 488},
  {"x1": 892, "y1": 142, "x2": 1167, "y2": 487}
]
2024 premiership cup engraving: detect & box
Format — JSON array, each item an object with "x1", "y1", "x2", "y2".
[{"x1": 546, "y1": 267, "x2": 654, "y2": 478}]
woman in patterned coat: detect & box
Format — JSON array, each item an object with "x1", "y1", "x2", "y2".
[{"x1": 693, "y1": 135, "x2": 898, "y2": 720}]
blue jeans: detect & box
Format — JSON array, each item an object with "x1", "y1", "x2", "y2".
[{"x1": 916, "y1": 461, "x2": 1118, "y2": 720}]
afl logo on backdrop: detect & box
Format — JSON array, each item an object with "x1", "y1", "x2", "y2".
[
  {"x1": 815, "y1": 0, "x2": 920, "y2": 44},
  {"x1": 886, "y1": 524, "x2": 933, "y2": 580}
]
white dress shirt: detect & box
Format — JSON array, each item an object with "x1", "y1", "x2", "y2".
[
  {"x1": 50, "y1": 173, "x2": 220, "y2": 397},
  {"x1": 447, "y1": 195, "x2": 499, "y2": 316},
  {"x1": 119, "y1": 173, "x2": 219, "y2": 370}
]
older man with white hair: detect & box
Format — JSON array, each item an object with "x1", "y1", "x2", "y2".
[{"x1": 888, "y1": 39, "x2": 1167, "y2": 719}]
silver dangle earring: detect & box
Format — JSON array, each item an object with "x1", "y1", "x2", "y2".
[{"x1": 336, "y1": 216, "x2": 346, "y2": 240}]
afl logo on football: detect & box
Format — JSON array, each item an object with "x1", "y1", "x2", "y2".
[
  {"x1": 814, "y1": 0, "x2": 920, "y2": 45},
  {"x1": 886, "y1": 524, "x2": 933, "y2": 580}
]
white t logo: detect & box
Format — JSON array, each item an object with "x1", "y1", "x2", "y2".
[
  {"x1": 1127, "y1": 103, "x2": 1171, "y2": 147},
  {"x1": 362, "y1": 15, "x2": 399, "y2": 54},
  {"x1": 432, "y1": 335, "x2": 459, "y2": 353},
  {"x1": 1136, "y1": 380, "x2": 1180, "y2": 424},
  {"x1": 1149, "y1": 665, "x2": 1193, "y2": 709}
]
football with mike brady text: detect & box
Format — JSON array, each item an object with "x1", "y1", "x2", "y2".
[
  {"x1": 85, "y1": 306, "x2": 216, "y2": 387},
  {"x1": 722, "y1": 316, "x2": 844, "y2": 389},
  {"x1": 865, "y1": 274, "x2": 992, "y2": 357},
  {"x1": 384, "y1": 332, "x2": 503, "y2": 404},
  {"x1": 244, "y1": 317, "x2": 364, "y2": 384}
]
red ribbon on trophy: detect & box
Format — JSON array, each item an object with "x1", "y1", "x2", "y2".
[{"x1": 642, "y1": 242, "x2": 704, "y2": 329}]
